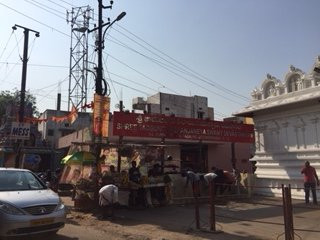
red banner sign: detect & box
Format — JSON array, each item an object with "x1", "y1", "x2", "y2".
[{"x1": 113, "y1": 112, "x2": 254, "y2": 143}]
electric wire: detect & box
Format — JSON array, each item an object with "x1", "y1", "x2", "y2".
[
  {"x1": 0, "y1": 62, "x2": 68, "y2": 69},
  {"x1": 56, "y1": 0, "x2": 73, "y2": 7},
  {"x1": 0, "y1": 2, "x2": 70, "y2": 37},
  {"x1": 27, "y1": 37, "x2": 37, "y2": 59},
  {"x1": 115, "y1": 24, "x2": 250, "y2": 101},
  {"x1": 30, "y1": 0, "x2": 65, "y2": 16},
  {"x1": 0, "y1": 31, "x2": 14, "y2": 62},
  {"x1": 103, "y1": 55, "x2": 119, "y2": 101},
  {"x1": 33, "y1": 75, "x2": 69, "y2": 91},
  {"x1": 107, "y1": 36, "x2": 245, "y2": 106},
  {"x1": 24, "y1": 0, "x2": 66, "y2": 20},
  {"x1": 1, "y1": 0, "x2": 236, "y2": 117},
  {"x1": 109, "y1": 29, "x2": 198, "y2": 78},
  {"x1": 13, "y1": 31, "x2": 22, "y2": 58},
  {"x1": 0, "y1": 62, "x2": 20, "y2": 86},
  {"x1": 106, "y1": 76, "x2": 226, "y2": 119},
  {"x1": 111, "y1": 27, "x2": 244, "y2": 100},
  {"x1": 25, "y1": 0, "x2": 245, "y2": 108},
  {"x1": 45, "y1": 0, "x2": 69, "y2": 10},
  {"x1": 0, "y1": 34, "x2": 23, "y2": 73},
  {"x1": 107, "y1": 71, "x2": 159, "y2": 93},
  {"x1": 105, "y1": 52, "x2": 179, "y2": 95}
]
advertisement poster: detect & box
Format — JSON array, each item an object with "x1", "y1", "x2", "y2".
[{"x1": 93, "y1": 94, "x2": 110, "y2": 137}]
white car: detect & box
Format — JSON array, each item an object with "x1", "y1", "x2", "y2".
[{"x1": 0, "y1": 168, "x2": 66, "y2": 238}]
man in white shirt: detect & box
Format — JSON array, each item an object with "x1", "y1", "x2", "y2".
[
  {"x1": 204, "y1": 172, "x2": 218, "y2": 184},
  {"x1": 99, "y1": 184, "x2": 118, "y2": 218}
]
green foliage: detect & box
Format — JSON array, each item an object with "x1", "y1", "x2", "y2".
[{"x1": 0, "y1": 89, "x2": 38, "y2": 123}]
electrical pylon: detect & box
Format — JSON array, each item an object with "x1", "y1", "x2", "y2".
[{"x1": 67, "y1": 6, "x2": 93, "y2": 112}]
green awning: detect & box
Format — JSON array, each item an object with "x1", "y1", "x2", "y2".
[{"x1": 61, "y1": 151, "x2": 96, "y2": 165}]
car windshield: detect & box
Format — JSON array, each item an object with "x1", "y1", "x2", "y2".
[{"x1": 0, "y1": 170, "x2": 46, "y2": 191}]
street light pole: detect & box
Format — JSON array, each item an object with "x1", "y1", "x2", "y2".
[
  {"x1": 88, "y1": 1, "x2": 126, "y2": 174},
  {"x1": 96, "y1": 0, "x2": 104, "y2": 96},
  {"x1": 89, "y1": 0, "x2": 126, "y2": 97}
]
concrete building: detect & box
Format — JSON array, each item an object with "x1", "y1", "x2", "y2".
[
  {"x1": 38, "y1": 109, "x2": 91, "y2": 148},
  {"x1": 58, "y1": 91, "x2": 254, "y2": 176},
  {"x1": 132, "y1": 92, "x2": 214, "y2": 119},
  {"x1": 235, "y1": 56, "x2": 320, "y2": 198}
]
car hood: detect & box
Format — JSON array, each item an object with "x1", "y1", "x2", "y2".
[{"x1": 0, "y1": 190, "x2": 59, "y2": 208}]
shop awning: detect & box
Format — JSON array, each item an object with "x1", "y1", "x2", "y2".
[{"x1": 61, "y1": 151, "x2": 96, "y2": 165}]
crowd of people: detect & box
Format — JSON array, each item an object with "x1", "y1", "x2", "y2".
[
  {"x1": 96, "y1": 160, "x2": 172, "y2": 219},
  {"x1": 46, "y1": 157, "x2": 319, "y2": 220},
  {"x1": 182, "y1": 166, "x2": 240, "y2": 197}
]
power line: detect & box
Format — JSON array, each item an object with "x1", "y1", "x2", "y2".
[
  {"x1": 1, "y1": 0, "x2": 235, "y2": 117},
  {"x1": 33, "y1": 75, "x2": 69, "y2": 91},
  {"x1": 0, "y1": 35, "x2": 23, "y2": 73},
  {"x1": 25, "y1": 0, "x2": 243, "y2": 107},
  {"x1": 45, "y1": 0, "x2": 69, "y2": 10},
  {"x1": 27, "y1": 36, "x2": 38, "y2": 59},
  {"x1": 103, "y1": 55, "x2": 119, "y2": 101},
  {"x1": 13, "y1": 31, "x2": 22, "y2": 57},
  {"x1": 24, "y1": 0, "x2": 66, "y2": 20},
  {"x1": 108, "y1": 35, "x2": 194, "y2": 79},
  {"x1": 0, "y1": 62, "x2": 20, "y2": 86},
  {"x1": 0, "y1": 31, "x2": 14, "y2": 61},
  {"x1": 107, "y1": 36, "x2": 246, "y2": 106},
  {"x1": 108, "y1": 78, "x2": 226, "y2": 119},
  {"x1": 0, "y1": 62, "x2": 68, "y2": 69},
  {"x1": 105, "y1": 52, "x2": 180, "y2": 95},
  {"x1": 0, "y1": 2, "x2": 70, "y2": 37},
  {"x1": 22, "y1": 0, "x2": 191, "y2": 105},
  {"x1": 108, "y1": 71, "x2": 159, "y2": 93},
  {"x1": 115, "y1": 24, "x2": 250, "y2": 101},
  {"x1": 56, "y1": 0, "x2": 73, "y2": 7}
]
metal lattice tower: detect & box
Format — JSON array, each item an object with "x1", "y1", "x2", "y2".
[{"x1": 67, "y1": 6, "x2": 93, "y2": 112}]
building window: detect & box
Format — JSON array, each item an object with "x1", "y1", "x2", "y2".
[
  {"x1": 165, "y1": 107, "x2": 170, "y2": 111},
  {"x1": 48, "y1": 129, "x2": 54, "y2": 136},
  {"x1": 197, "y1": 112, "x2": 204, "y2": 119}
]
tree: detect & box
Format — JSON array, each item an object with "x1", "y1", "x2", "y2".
[{"x1": 0, "y1": 89, "x2": 38, "y2": 124}]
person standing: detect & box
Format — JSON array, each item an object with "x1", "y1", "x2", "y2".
[
  {"x1": 301, "y1": 161, "x2": 319, "y2": 204},
  {"x1": 129, "y1": 161, "x2": 141, "y2": 183}
]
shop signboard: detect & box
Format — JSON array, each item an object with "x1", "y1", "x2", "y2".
[
  {"x1": 113, "y1": 112, "x2": 254, "y2": 143},
  {"x1": 10, "y1": 122, "x2": 30, "y2": 140}
]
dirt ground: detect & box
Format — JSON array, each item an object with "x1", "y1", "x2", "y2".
[{"x1": 60, "y1": 196, "x2": 320, "y2": 240}]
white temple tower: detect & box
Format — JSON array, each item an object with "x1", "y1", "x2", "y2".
[{"x1": 235, "y1": 56, "x2": 320, "y2": 198}]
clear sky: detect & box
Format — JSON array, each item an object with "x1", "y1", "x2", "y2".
[{"x1": 0, "y1": 0, "x2": 320, "y2": 120}]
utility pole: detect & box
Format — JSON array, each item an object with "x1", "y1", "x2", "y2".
[
  {"x1": 89, "y1": 1, "x2": 126, "y2": 96},
  {"x1": 96, "y1": 0, "x2": 105, "y2": 96},
  {"x1": 88, "y1": 0, "x2": 126, "y2": 172},
  {"x1": 12, "y1": 24, "x2": 39, "y2": 168},
  {"x1": 12, "y1": 25, "x2": 40, "y2": 122}
]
